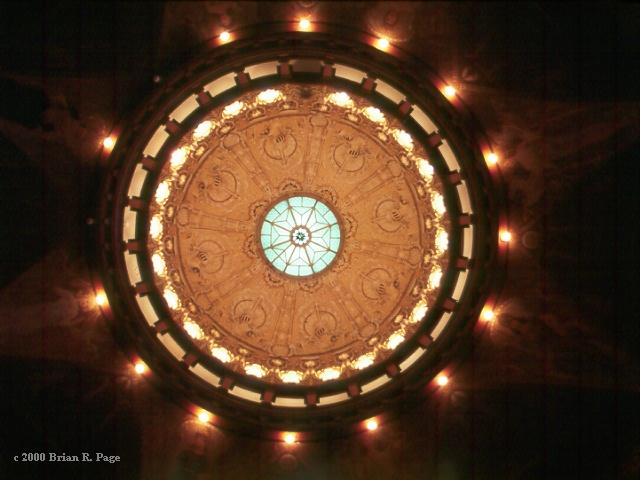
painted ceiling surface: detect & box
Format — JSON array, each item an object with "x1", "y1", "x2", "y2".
[{"x1": 145, "y1": 83, "x2": 448, "y2": 384}]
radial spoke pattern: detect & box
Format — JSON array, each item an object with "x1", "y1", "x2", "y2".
[{"x1": 261, "y1": 196, "x2": 341, "y2": 276}]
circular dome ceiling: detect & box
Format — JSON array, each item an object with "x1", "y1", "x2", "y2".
[
  {"x1": 96, "y1": 28, "x2": 500, "y2": 431},
  {"x1": 147, "y1": 83, "x2": 449, "y2": 386}
]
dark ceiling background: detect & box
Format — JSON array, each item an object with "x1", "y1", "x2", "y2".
[{"x1": 1, "y1": 2, "x2": 639, "y2": 479}]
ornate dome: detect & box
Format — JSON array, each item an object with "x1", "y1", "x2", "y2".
[
  {"x1": 97, "y1": 28, "x2": 500, "y2": 431},
  {"x1": 147, "y1": 83, "x2": 449, "y2": 386}
]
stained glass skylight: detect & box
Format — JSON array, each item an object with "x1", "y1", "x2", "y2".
[{"x1": 260, "y1": 196, "x2": 341, "y2": 276}]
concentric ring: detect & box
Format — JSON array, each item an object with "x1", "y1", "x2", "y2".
[{"x1": 96, "y1": 27, "x2": 501, "y2": 431}]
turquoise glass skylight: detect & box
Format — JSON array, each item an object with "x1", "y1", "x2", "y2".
[{"x1": 260, "y1": 196, "x2": 341, "y2": 277}]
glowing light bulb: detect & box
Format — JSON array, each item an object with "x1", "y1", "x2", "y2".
[
  {"x1": 410, "y1": 301, "x2": 428, "y2": 323},
  {"x1": 327, "y1": 91, "x2": 353, "y2": 108},
  {"x1": 183, "y1": 320, "x2": 204, "y2": 340},
  {"x1": 151, "y1": 253, "x2": 166, "y2": 276},
  {"x1": 435, "y1": 229, "x2": 449, "y2": 254},
  {"x1": 392, "y1": 129, "x2": 414, "y2": 151},
  {"x1": 149, "y1": 215, "x2": 163, "y2": 240},
  {"x1": 443, "y1": 85, "x2": 457, "y2": 99},
  {"x1": 283, "y1": 432, "x2": 296, "y2": 444},
  {"x1": 134, "y1": 362, "x2": 146, "y2": 375},
  {"x1": 486, "y1": 152, "x2": 499, "y2": 166},
  {"x1": 418, "y1": 159, "x2": 434, "y2": 179},
  {"x1": 436, "y1": 374, "x2": 449, "y2": 387},
  {"x1": 154, "y1": 181, "x2": 170, "y2": 205},
  {"x1": 219, "y1": 31, "x2": 230, "y2": 42},
  {"x1": 163, "y1": 288, "x2": 179, "y2": 310},
  {"x1": 298, "y1": 18, "x2": 311, "y2": 31},
  {"x1": 193, "y1": 120, "x2": 213, "y2": 140},
  {"x1": 385, "y1": 333, "x2": 405, "y2": 350},
  {"x1": 223, "y1": 100, "x2": 244, "y2": 117},
  {"x1": 375, "y1": 37, "x2": 390, "y2": 50},
  {"x1": 428, "y1": 268, "x2": 443, "y2": 289},
  {"x1": 481, "y1": 308, "x2": 495, "y2": 322},
  {"x1": 197, "y1": 411, "x2": 211, "y2": 423},
  {"x1": 317, "y1": 367, "x2": 341, "y2": 381},
  {"x1": 257, "y1": 89, "x2": 282, "y2": 104},
  {"x1": 94, "y1": 292, "x2": 107, "y2": 306},
  {"x1": 431, "y1": 193, "x2": 446, "y2": 215},
  {"x1": 354, "y1": 353, "x2": 375, "y2": 370},
  {"x1": 280, "y1": 370, "x2": 302, "y2": 383},
  {"x1": 170, "y1": 147, "x2": 187, "y2": 170},
  {"x1": 499, "y1": 230, "x2": 512, "y2": 243},
  {"x1": 245, "y1": 363, "x2": 265, "y2": 378},
  {"x1": 211, "y1": 346, "x2": 232, "y2": 363},
  {"x1": 363, "y1": 106, "x2": 385, "y2": 123},
  {"x1": 102, "y1": 136, "x2": 115, "y2": 150},
  {"x1": 366, "y1": 419, "x2": 379, "y2": 431}
]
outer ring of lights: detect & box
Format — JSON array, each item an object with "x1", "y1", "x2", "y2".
[{"x1": 95, "y1": 26, "x2": 504, "y2": 432}]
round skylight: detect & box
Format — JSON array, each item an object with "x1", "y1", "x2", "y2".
[{"x1": 260, "y1": 196, "x2": 341, "y2": 277}]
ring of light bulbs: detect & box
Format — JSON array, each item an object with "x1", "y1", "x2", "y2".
[
  {"x1": 97, "y1": 24, "x2": 505, "y2": 433},
  {"x1": 146, "y1": 85, "x2": 450, "y2": 387}
]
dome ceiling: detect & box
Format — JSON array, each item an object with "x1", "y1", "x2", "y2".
[
  {"x1": 146, "y1": 83, "x2": 449, "y2": 386},
  {"x1": 97, "y1": 29, "x2": 500, "y2": 430},
  {"x1": 2, "y1": 2, "x2": 638, "y2": 476}
]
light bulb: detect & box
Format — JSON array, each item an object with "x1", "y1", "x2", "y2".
[
  {"x1": 197, "y1": 411, "x2": 211, "y2": 423},
  {"x1": 375, "y1": 37, "x2": 390, "y2": 50},
  {"x1": 298, "y1": 18, "x2": 311, "y2": 31},
  {"x1": 102, "y1": 136, "x2": 115, "y2": 150},
  {"x1": 499, "y1": 230, "x2": 512, "y2": 243},
  {"x1": 95, "y1": 293, "x2": 107, "y2": 306},
  {"x1": 486, "y1": 152, "x2": 499, "y2": 165},
  {"x1": 481, "y1": 308, "x2": 495, "y2": 322},
  {"x1": 365, "y1": 419, "x2": 378, "y2": 431},
  {"x1": 443, "y1": 85, "x2": 457, "y2": 99}
]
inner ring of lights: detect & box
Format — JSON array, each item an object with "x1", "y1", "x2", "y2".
[
  {"x1": 260, "y1": 196, "x2": 341, "y2": 277},
  {"x1": 145, "y1": 84, "x2": 449, "y2": 386}
]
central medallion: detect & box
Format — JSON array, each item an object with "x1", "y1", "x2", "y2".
[{"x1": 260, "y1": 196, "x2": 341, "y2": 277}]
